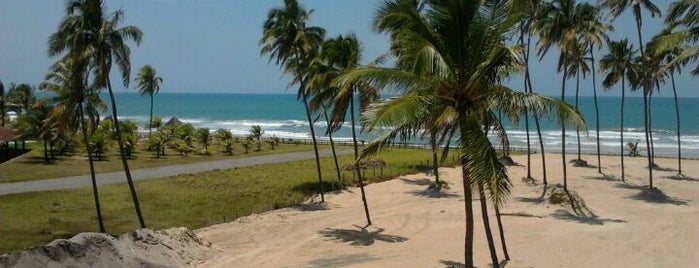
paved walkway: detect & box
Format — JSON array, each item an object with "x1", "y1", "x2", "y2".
[{"x1": 0, "y1": 149, "x2": 352, "y2": 196}]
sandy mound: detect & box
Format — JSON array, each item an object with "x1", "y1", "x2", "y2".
[{"x1": 0, "y1": 227, "x2": 213, "y2": 268}]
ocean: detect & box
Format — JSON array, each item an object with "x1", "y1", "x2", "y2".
[{"x1": 106, "y1": 92, "x2": 698, "y2": 158}]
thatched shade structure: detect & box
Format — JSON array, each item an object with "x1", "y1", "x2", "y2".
[
  {"x1": 164, "y1": 117, "x2": 183, "y2": 128},
  {"x1": 342, "y1": 158, "x2": 387, "y2": 177}
]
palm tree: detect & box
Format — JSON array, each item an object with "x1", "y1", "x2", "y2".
[
  {"x1": 576, "y1": 3, "x2": 611, "y2": 173},
  {"x1": 600, "y1": 39, "x2": 635, "y2": 181},
  {"x1": 136, "y1": 64, "x2": 163, "y2": 140},
  {"x1": 341, "y1": 1, "x2": 584, "y2": 266},
  {"x1": 14, "y1": 99, "x2": 57, "y2": 162},
  {"x1": 41, "y1": 57, "x2": 108, "y2": 232},
  {"x1": 536, "y1": 0, "x2": 580, "y2": 192},
  {"x1": 310, "y1": 33, "x2": 379, "y2": 226},
  {"x1": 600, "y1": 0, "x2": 661, "y2": 188},
  {"x1": 656, "y1": 0, "x2": 699, "y2": 75},
  {"x1": 260, "y1": 0, "x2": 327, "y2": 202},
  {"x1": 48, "y1": 0, "x2": 146, "y2": 229},
  {"x1": 564, "y1": 40, "x2": 590, "y2": 164}
]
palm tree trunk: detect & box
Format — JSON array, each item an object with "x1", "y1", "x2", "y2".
[
  {"x1": 649, "y1": 88, "x2": 656, "y2": 166},
  {"x1": 590, "y1": 49, "x2": 602, "y2": 173},
  {"x1": 520, "y1": 26, "x2": 533, "y2": 180},
  {"x1": 43, "y1": 139, "x2": 49, "y2": 163},
  {"x1": 494, "y1": 204, "x2": 510, "y2": 260},
  {"x1": 620, "y1": 81, "x2": 626, "y2": 182},
  {"x1": 461, "y1": 163, "x2": 475, "y2": 268},
  {"x1": 671, "y1": 71, "x2": 682, "y2": 174},
  {"x1": 106, "y1": 79, "x2": 146, "y2": 228},
  {"x1": 149, "y1": 93, "x2": 154, "y2": 140},
  {"x1": 561, "y1": 69, "x2": 569, "y2": 192},
  {"x1": 79, "y1": 104, "x2": 105, "y2": 233},
  {"x1": 478, "y1": 183, "x2": 499, "y2": 268},
  {"x1": 322, "y1": 109, "x2": 342, "y2": 186},
  {"x1": 635, "y1": 12, "x2": 653, "y2": 187},
  {"x1": 431, "y1": 133, "x2": 440, "y2": 183},
  {"x1": 350, "y1": 90, "x2": 371, "y2": 226},
  {"x1": 643, "y1": 89, "x2": 653, "y2": 188},
  {"x1": 575, "y1": 73, "x2": 582, "y2": 161},
  {"x1": 525, "y1": 33, "x2": 547, "y2": 184},
  {"x1": 300, "y1": 88, "x2": 325, "y2": 202}
]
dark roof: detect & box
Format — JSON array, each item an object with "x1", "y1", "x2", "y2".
[
  {"x1": 0, "y1": 127, "x2": 16, "y2": 142},
  {"x1": 164, "y1": 117, "x2": 183, "y2": 127}
]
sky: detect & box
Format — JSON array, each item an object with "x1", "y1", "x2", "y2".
[{"x1": 0, "y1": 0, "x2": 696, "y2": 98}]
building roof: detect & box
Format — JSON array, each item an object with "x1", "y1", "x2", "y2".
[{"x1": 0, "y1": 127, "x2": 17, "y2": 142}]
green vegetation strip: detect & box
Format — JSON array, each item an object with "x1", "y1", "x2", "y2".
[
  {"x1": 0, "y1": 143, "x2": 323, "y2": 183},
  {"x1": 0, "y1": 147, "x2": 455, "y2": 253}
]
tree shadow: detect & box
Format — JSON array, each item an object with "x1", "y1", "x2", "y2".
[
  {"x1": 583, "y1": 173, "x2": 618, "y2": 182},
  {"x1": 627, "y1": 188, "x2": 689, "y2": 206},
  {"x1": 664, "y1": 174, "x2": 698, "y2": 182},
  {"x1": 615, "y1": 182, "x2": 649, "y2": 191},
  {"x1": 652, "y1": 165, "x2": 676, "y2": 172},
  {"x1": 408, "y1": 188, "x2": 460, "y2": 199},
  {"x1": 319, "y1": 225, "x2": 408, "y2": 246},
  {"x1": 440, "y1": 259, "x2": 513, "y2": 268},
  {"x1": 551, "y1": 209, "x2": 626, "y2": 225},
  {"x1": 400, "y1": 178, "x2": 433, "y2": 186},
  {"x1": 291, "y1": 181, "x2": 338, "y2": 196},
  {"x1": 291, "y1": 203, "x2": 330, "y2": 211},
  {"x1": 514, "y1": 196, "x2": 545, "y2": 204}
]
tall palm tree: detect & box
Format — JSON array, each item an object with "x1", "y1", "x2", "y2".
[
  {"x1": 600, "y1": 39, "x2": 635, "y2": 181},
  {"x1": 600, "y1": 0, "x2": 661, "y2": 188},
  {"x1": 518, "y1": 0, "x2": 551, "y2": 184},
  {"x1": 564, "y1": 40, "x2": 590, "y2": 164},
  {"x1": 48, "y1": 0, "x2": 146, "y2": 229},
  {"x1": 576, "y1": 3, "x2": 611, "y2": 173},
  {"x1": 322, "y1": 34, "x2": 378, "y2": 225},
  {"x1": 260, "y1": 0, "x2": 328, "y2": 202},
  {"x1": 340, "y1": 1, "x2": 584, "y2": 266},
  {"x1": 536, "y1": 0, "x2": 580, "y2": 191},
  {"x1": 136, "y1": 64, "x2": 163, "y2": 140},
  {"x1": 84, "y1": 0, "x2": 146, "y2": 228},
  {"x1": 41, "y1": 57, "x2": 108, "y2": 232}
]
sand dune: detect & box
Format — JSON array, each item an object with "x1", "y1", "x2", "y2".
[{"x1": 197, "y1": 153, "x2": 699, "y2": 268}]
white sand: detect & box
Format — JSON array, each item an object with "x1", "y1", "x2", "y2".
[{"x1": 197, "y1": 153, "x2": 699, "y2": 268}]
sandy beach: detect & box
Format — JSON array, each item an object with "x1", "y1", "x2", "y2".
[{"x1": 196, "y1": 153, "x2": 699, "y2": 267}]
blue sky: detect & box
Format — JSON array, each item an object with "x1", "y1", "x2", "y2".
[{"x1": 0, "y1": 0, "x2": 696, "y2": 97}]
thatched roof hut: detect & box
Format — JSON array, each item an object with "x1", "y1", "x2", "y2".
[{"x1": 164, "y1": 117, "x2": 183, "y2": 128}]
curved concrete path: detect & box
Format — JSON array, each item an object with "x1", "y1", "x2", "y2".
[{"x1": 0, "y1": 149, "x2": 351, "y2": 196}]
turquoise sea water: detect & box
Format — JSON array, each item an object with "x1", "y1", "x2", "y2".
[{"x1": 107, "y1": 92, "x2": 698, "y2": 158}]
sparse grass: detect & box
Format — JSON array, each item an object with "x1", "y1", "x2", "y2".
[
  {"x1": 0, "y1": 141, "x2": 325, "y2": 183},
  {"x1": 0, "y1": 147, "x2": 454, "y2": 253}
]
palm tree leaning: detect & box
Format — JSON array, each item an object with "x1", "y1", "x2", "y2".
[
  {"x1": 314, "y1": 33, "x2": 378, "y2": 226},
  {"x1": 136, "y1": 65, "x2": 163, "y2": 140},
  {"x1": 260, "y1": 0, "x2": 328, "y2": 202},
  {"x1": 600, "y1": 0, "x2": 661, "y2": 189},
  {"x1": 49, "y1": 0, "x2": 146, "y2": 228},
  {"x1": 340, "y1": 1, "x2": 585, "y2": 267},
  {"x1": 600, "y1": 39, "x2": 635, "y2": 182}
]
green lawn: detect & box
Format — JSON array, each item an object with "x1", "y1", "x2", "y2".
[
  {"x1": 0, "y1": 147, "x2": 457, "y2": 253},
  {"x1": 0, "y1": 141, "x2": 327, "y2": 183}
]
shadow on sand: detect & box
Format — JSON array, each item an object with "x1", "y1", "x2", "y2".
[
  {"x1": 291, "y1": 203, "x2": 330, "y2": 211},
  {"x1": 551, "y1": 209, "x2": 626, "y2": 225},
  {"x1": 583, "y1": 173, "x2": 618, "y2": 182},
  {"x1": 627, "y1": 188, "x2": 689, "y2": 205},
  {"x1": 440, "y1": 259, "x2": 513, "y2": 268},
  {"x1": 319, "y1": 225, "x2": 408, "y2": 246},
  {"x1": 400, "y1": 178, "x2": 434, "y2": 186},
  {"x1": 664, "y1": 174, "x2": 698, "y2": 182},
  {"x1": 408, "y1": 188, "x2": 460, "y2": 199}
]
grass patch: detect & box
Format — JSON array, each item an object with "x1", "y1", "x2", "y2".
[
  {"x1": 0, "y1": 142, "x2": 326, "y2": 183},
  {"x1": 0, "y1": 147, "x2": 455, "y2": 253}
]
